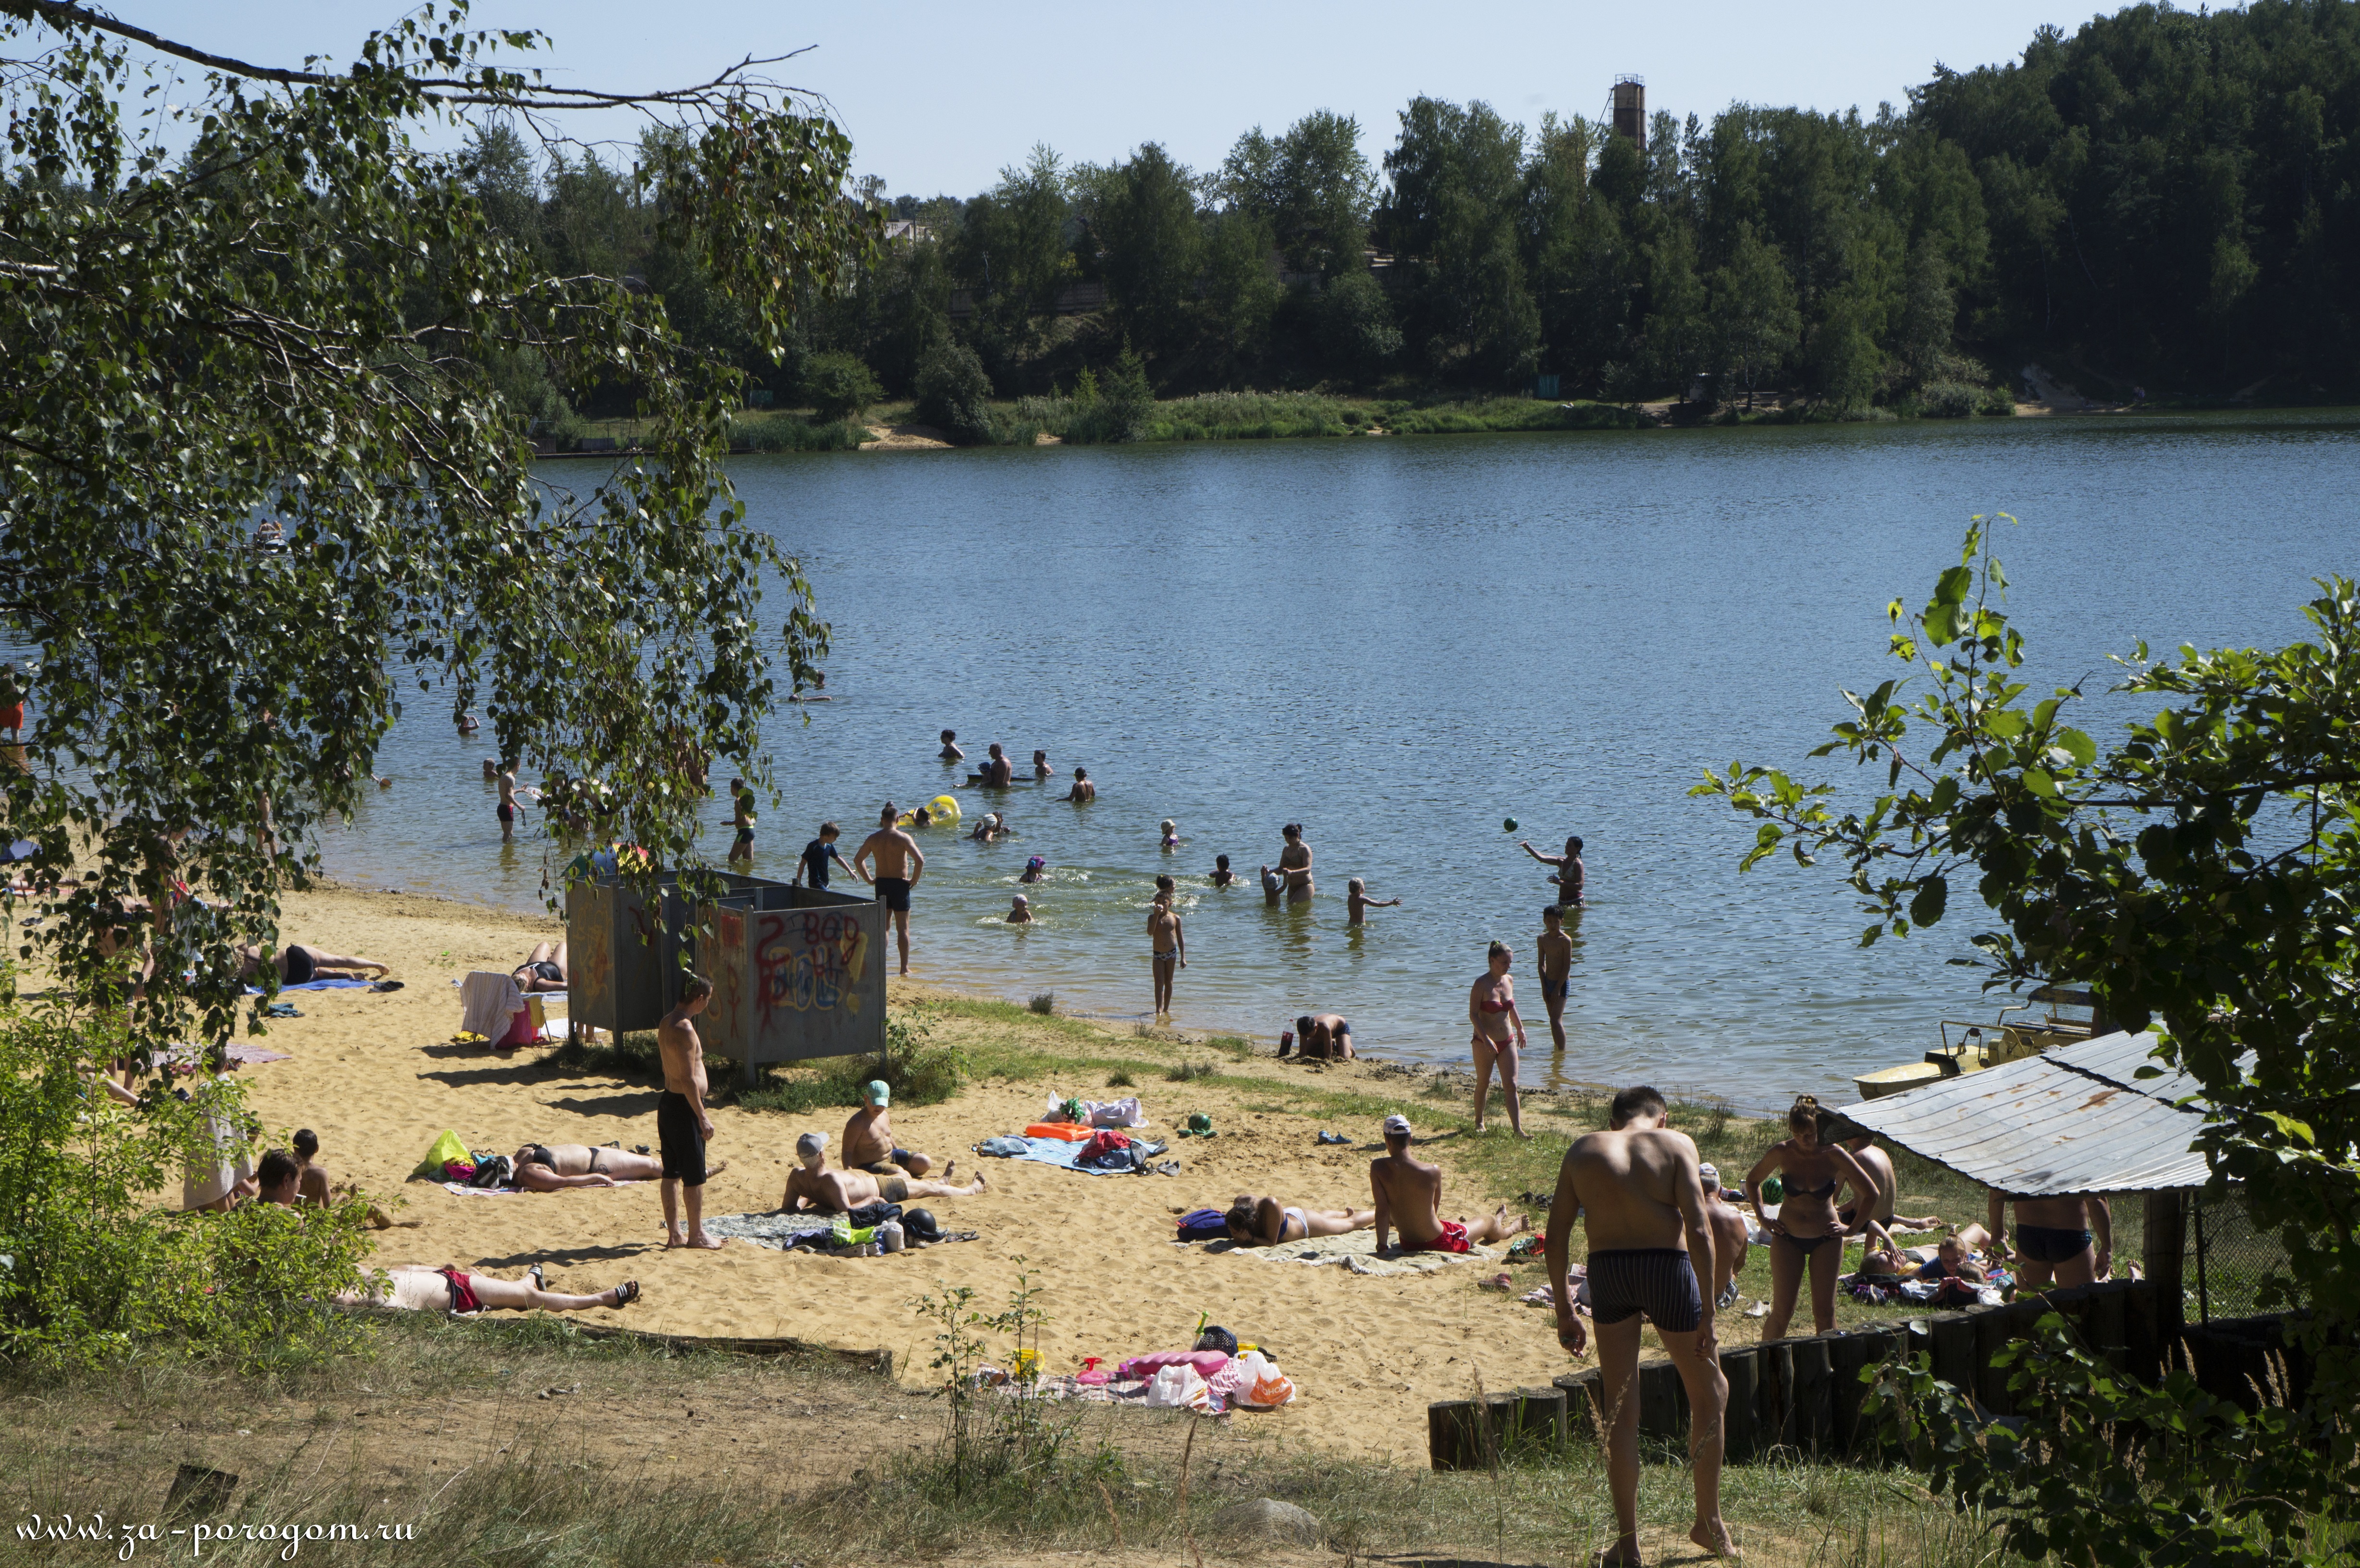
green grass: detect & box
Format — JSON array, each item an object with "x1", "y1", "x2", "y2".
[{"x1": 1163, "y1": 1061, "x2": 1218, "y2": 1082}]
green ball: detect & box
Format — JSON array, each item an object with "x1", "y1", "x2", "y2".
[
  {"x1": 1503, "y1": 817, "x2": 1518, "y2": 832},
  {"x1": 1761, "y1": 1176, "x2": 1785, "y2": 1205}
]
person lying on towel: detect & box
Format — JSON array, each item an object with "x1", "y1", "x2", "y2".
[{"x1": 781, "y1": 1131, "x2": 983, "y2": 1213}]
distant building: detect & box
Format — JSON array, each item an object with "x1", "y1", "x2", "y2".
[
  {"x1": 1611, "y1": 76, "x2": 1646, "y2": 150},
  {"x1": 883, "y1": 220, "x2": 934, "y2": 245}
]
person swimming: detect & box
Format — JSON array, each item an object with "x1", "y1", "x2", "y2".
[
  {"x1": 1020, "y1": 855, "x2": 1046, "y2": 884},
  {"x1": 1160, "y1": 819, "x2": 1179, "y2": 852},
  {"x1": 1007, "y1": 894, "x2": 1032, "y2": 923},
  {"x1": 1210, "y1": 853, "x2": 1236, "y2": 887}
]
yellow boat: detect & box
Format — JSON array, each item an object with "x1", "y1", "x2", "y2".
[{"x1": 1853, "y1": 986, "x2": 2103, "y2": 1100}]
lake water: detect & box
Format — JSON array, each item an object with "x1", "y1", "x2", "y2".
[{"x1": 320, "y1": 410, "x2": 2360, "y2": 1110}]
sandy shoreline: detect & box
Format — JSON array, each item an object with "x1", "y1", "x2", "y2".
[{"x1": 212, "y1": 880, "x2": 1745, "y2": 1465}]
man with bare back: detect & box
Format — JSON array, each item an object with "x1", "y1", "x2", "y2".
[
  {"x1": 782, "y1": 1132, "x2": 984, "y2": 1212},
  {"x1": 656, "y1": 975, "x2": 725, "y2": 1250},
  {"x1": 1369, "y1": 1114, "x2": 1528, "y2": 1253},
  {"x1": 1987, "y1": 1188, "x2": 2113, "y2": 1288},
  {"x1": 842, "y1": 1079, "x2": 937, "y2": 1177},
  {"x1": 1546, "y1": 1084, "x2": 1731, "y2": 1563},
  {"x1": 853, "y1": 802, "x2": 925, "y2": 975}
]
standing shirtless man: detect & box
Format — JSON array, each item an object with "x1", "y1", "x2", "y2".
[
  {"x1": 1148, "y1": 882, "x2": 1185, "y2": 1020},
  {"x1": 854, "y1": 803, "x2": 925, "y2": 975},
  {"x1": 1988, "y1": 1188, "x2": 2112, "y2": 1288},
  {"x1": 496, "y1": 760, "x2": 521, "y2": 841},
  {"x1": 1839, "y1": 1133, "x2": 1940, "y2": 1232},
  {"x1": 1546, "y1": 1084, "x2": 1731, "y2": 1563},
  {"x1": 1369, "y1": 1114, "x2": 1528, "y2": 1253},
  {"x1": 656, "y1": 975, "x2": 725, "y2": 1250}
]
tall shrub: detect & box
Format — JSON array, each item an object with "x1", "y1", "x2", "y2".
[{"x1": 913, "y1": 340, "x2": 995, "y2": 444}]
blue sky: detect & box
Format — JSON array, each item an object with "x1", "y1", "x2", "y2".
[{"x1": 106, "y1": 2, "x2": 2123, "y2": 192}]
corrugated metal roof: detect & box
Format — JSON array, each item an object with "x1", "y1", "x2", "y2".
[
  {"x1": 1833, "y1": 1031, "x2": 2210, "y2": 1195},
  {"x1": 2048, "y1": 1029, "x2": 2211, "y2": 1102}
]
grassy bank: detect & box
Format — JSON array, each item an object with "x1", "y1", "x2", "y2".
[{"x1": 1, "y1": 1309, "x2": 2000, "y2": 1568}]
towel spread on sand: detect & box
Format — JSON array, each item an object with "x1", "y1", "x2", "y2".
[
  {"x1": 159, "y1": 1042, "x2": 293, "y2": 1069},
  {"x1": 1205, "y1": 1230, "x2": 1499, "y2": 1277},
  {"x1": 981, "y1": 1135, "x2": 1156, "y2": 1176},
  {"x1": 702, "y1": 1211, "x2": 982, "y2": 1251},
  {"x1": 439, "y1": 1178, "x2": 647, "y2": 1197},
  {"x1": 242, "y1": 978, "x2": 374, "y2": 995}
]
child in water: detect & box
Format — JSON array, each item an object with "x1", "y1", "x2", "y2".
[
  {"x1": 1160, "y1": 819, "x2": 1179, "y2": 852},
  {"x1": 1347, "y1": 877, "x2": 1400, "y2": 925},
  {"x1": 1007, "y1": 894, "x2": 1032, "y2": 924},
  {"x1": 939, "y1": 729, "x2": 964, "y2": 761},
  {"x1": 1209, "y1": 854, "x2": 1236, "y2": 887},
  {"x1": 1020, "y1": 855, "x2": 1046, "y2": 884}
]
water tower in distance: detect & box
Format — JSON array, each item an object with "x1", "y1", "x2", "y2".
[{"x1": 1611, "y1": 75, "x2": 1646, "y2": 151}]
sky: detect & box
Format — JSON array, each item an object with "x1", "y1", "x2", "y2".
[{"x1": 95, "y1": 1, "x2": 2129, "y2": 194}]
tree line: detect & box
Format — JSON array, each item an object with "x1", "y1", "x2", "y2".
[{"x1": 485, "y1": 2, "x2": 2360, "y2": 426}]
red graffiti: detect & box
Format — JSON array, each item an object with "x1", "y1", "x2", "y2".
[{"x1": 754, "y1": 910, "x2": 863, "y2": 1023}]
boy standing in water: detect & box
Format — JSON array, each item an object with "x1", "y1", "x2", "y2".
[
  {"x1": 496, "y1": 761, "x2": 520, "y2": 841},
  {"x1": 728, "y1": 778, "x2": 757, "y2": 865},
  {"x1": 939, "y1": 729, "x2": 964, "y2": 761},
  {"x1": 1210, "y1": 854, "x2": 1237, "y2": 887},
  {"x1": 1537, "y1": 904, "x2": 1574, "y2": 1051},
  {"x1": 1148, "y1": 878, "x2": 1185, "y2": 1020},
  {"x1": 1346, "y1": 877, "x2": 1400, "y2": 925}
]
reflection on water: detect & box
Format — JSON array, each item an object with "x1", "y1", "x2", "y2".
[{"x1": 323, "y1": 410, "x2": 2360, "y2": 1111}]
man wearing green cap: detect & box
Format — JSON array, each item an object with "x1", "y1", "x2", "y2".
[{"x1": 842, "y1": 1079, "x2": 938, "y2": 1178}]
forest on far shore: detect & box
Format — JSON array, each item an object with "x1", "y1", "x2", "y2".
[{"x1": 467, "y1": 1, "x2": 2360, "y2": 436}]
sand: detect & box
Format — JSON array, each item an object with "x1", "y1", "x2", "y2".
[{"x1": 225, "y1": 884, "x2": 1631, "y2": 1466}]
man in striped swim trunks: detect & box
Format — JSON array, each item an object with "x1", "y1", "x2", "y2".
[{"x1": 1545, "y1": 1085, "x2": 1731, "y2": 1563}]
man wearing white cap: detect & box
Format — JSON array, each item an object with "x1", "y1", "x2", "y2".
[
  {"x1": 841, "y1": 1080, "x2": 938, "y2": 1177},
  {"x1": 782, "y1": 1131, "x2": 984, "y2": 1213},
  {"x1": 1368, "y1": 1114, "x2": 1529, "y2": 1253}
]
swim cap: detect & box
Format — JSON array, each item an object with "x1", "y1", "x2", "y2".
[
  {"x1": 1027, "y1": 856, "x2": 1045, "y2": 870},
  {"x1": 1012, "y1": 894, "x2": 1029, "y2": 905},
  {"x1": 795, "y1": 1132, "x2": 827, "y2": 1164},
  {"x1": 1382, "y1": 1114, "x2": 1413, "y2": 1137},
  {"x1": 862, "y1": 1080, "x2": 890, "y2": 1107}
]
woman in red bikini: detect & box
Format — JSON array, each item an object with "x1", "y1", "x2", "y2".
[
  {"x1": 1467, "y1": 941, "x2": 1530, "y2": 1138},
  {"x1": 1742, "y1": 1095, "x2": 1880, "y2": 1339}
]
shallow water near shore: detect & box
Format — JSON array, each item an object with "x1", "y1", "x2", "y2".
[{"x1": 322, "y1": 409, "x2": 2360, "y2": 1110}]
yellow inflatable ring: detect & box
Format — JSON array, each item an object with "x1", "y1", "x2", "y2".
[{"x1": 929, "y1": 795, "x2": 961, "y2": 821}]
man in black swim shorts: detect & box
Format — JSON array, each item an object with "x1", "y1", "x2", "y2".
[
  {"x1": 1988, "y1": 1188, "x2": 2112, "y2": 1288},
  {"x1": 1546, "y1": 1084, "x2": 1731, "y2": 1563},
  {"x1": 853, "y1": 803, "x2": 925, "y2": 976},
  {"x1": 655, "y1": 974, "x2": 725, "y2": 1250}
]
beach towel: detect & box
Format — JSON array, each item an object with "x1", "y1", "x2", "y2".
[
  {"x1": 1207, "y1": 1229, "x2": 1497, "y2": 1277},
  {"x1": 159, "y1": 1042, "x2": 291, "y2": 1070},
  {"x1": 458, "y1": 970, "x2": 526, "y2": 1041},
  {"x1": 437, "y1": 1178, "x2": 648, "y2": 1198},
  {"x1": 242, "y1": 977, "x2": 373, "y2": 995},
  {"x1": 983, "y1": 1135, "x2": 1165, "y2": 1176}
]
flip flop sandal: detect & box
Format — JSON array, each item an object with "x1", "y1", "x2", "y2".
[
  {"x1": 528, "y1": 1263, "x2": 546, "y2": 1290},
  {"x1": 371, "y1": 980, "x2": 404, "y2": 992},
  {"x1": 611, "y1": 1280, "x2": 640, "y2": 1308}
]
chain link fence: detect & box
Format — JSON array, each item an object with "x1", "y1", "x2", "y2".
[{"x1": 2186, "y1": 1185, "x2": 2292, "y2": 1322}]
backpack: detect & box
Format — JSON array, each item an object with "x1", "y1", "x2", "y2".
[
  {"x1": 1176, "y1": 1208, "x2": 1228, "y2": 1241},
  {"x1": 467, "y1": 1152, "x2": 515, "y2": 1189}
]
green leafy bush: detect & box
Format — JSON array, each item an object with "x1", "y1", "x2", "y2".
[
  {"x1": 736, "y1": 415, "x2": 869, "y2": 452},
  {"x1": 1061, "y1": 344, "x2": 1153, "y2": 443},
  {"x1": 914, "y1": 340, "x2": 995, "y2": 443},
  {"x1": 801, "y1": 353, "x2": 882, "y2": 421},
  {"x1": 0, "y1": 1016, "x2": 372, "y2": 1367},
  {"x1": 1917, "y1": 380, "x2": 1981, "y2": 418}
]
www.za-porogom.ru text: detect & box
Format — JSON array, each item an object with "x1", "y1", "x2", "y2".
[{"x1": 20, "y1": 1513, "x2": 416, "y2": 1560}]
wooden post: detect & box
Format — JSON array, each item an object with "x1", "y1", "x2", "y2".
[
  {"x1": 1829, "y1": 1331, "x2": 1882, "y2": 1457},
  {"x1": 2085, "y1": 1280, "x2": 2130, "y2": 1369},
  {"x1": 1974, "y1": 1303, "x2": 2033, "y2": 1414},
  {"x1": 1427, "y1": 1400, "x2": 1481, "y2": 1471},
  {"x1": 1508, "y1": 1385, "x2": 1569, "y2": 1453},
  {"x1": 1719, "y1": 1347, "x2": 1759, "y2": 1462},
  {"x1": 1637, "y1": 1358, "x2": 1688, "y2": 1440},
  {"x1": 1928, "y1": 1312, "x2": 1978, "y2": 1401},
  {"x1": 1554, "y1": 1370, "x2": 1601, "y2": 1443},
  {"x1": 1789, "y1": 1335, "x2": 1834, "y2": 1454},
  {"x1": 2145, "y1": 1189, "x2": 2188, "y2": 1360},
  {"x1": 1757, "y1": 1338, "x2": 1795, "y2": 1448}
]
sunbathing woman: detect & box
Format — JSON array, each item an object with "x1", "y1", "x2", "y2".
[
  {"x1": 336, "y1": 1263, "x2": 638, "y2": 1314},
  {"x1": 512, "y1": 941, "x2": 568, "y2": 994},
  {"x1": 238, "y1": 943, "x2": 390, "y2": 986},
  {"x1": 1743, "y1": 1095, "x2": 1881, "y2": 1339},
  {"x1": 1223, "y1": 1193, "x2": 1376, "y2": 1246},
  {"x1": 511, "y1": 1142, "x2": 719, "y2": 1192}
]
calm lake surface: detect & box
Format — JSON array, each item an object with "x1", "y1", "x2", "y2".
[{"x1": 322, "y1": 410, "x2": 2360, "y2": 1109}]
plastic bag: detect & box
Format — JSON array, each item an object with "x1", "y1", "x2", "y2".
[
  {"x1": 417, "y1": 1128, "x2": 468, "y2": 1179},
  {"x1": 1231, "y1": 1350, "x2": 1296, "y2": 1409},
  {"x1": 1144, "y1": 1363, "x2": 1211, "y2": 1411}
]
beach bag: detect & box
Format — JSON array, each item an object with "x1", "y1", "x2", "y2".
[
  {"x1": 1144, "y1": 1363, "x2": 1212, "y2": 1411},
  {"x1": 1232, "y1": 1350, "x2": 1296, "y2": 1409},
  {"x1": 1176, "y1": 1208, "x2": 1228, "y2": 1242},
  {"x1": 467, "y1": 1153, "x2": 514, "y2": 1190},
  {"x1": 417, "y1": 1128, "x2": 468, "y2": 1179}
]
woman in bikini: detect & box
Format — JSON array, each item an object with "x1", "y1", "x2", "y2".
[
  {"x1": 1743, "y1": 1095, "x2": 1880, "y2": 1338},
  {"x1": 1467, "y1": 940, "x2": 1530, "y2": 1138},
  {"x1": 337, "y1": 1263, "x2": 638, "y2": 1314},
  {"x1": 510, "y1": 1142, "x2": 720, "y2": 1192},
  {"x1": 1223, "y1": 1194, "x2": 1375, "y2": 1246},
  {"x1": 512, "y1": 941, "x2": 568, "y2": 993}
]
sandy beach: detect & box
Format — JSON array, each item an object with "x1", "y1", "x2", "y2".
[{"x1": 214, "y1": 881, "x2": 1761, "y2": 1466}]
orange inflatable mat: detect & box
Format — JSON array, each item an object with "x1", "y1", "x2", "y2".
[{"x1": 1022, "y1": 1123, "x2": 1094, "y2": 1141}]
